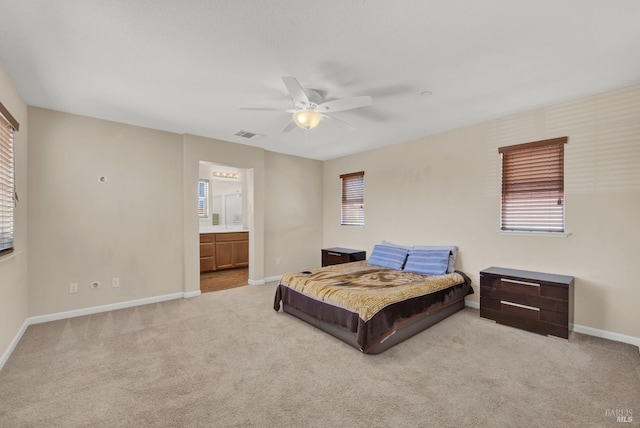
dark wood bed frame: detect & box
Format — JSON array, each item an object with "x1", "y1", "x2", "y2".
[{"x1": 282, "y1": 298, "x2": 467, "y2": 354}]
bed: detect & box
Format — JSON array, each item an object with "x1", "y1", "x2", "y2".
[{"x1": 273, "y1": 259, "x2": 473, "y2": 354}]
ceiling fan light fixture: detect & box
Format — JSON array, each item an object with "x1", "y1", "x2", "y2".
[{"x1": 292, "y1": 109, "x2": 321, "y2": 129}]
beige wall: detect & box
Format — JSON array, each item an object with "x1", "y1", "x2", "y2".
[
  {"x1": 27, "y1": 108, "x2": 184, "y2": 316},
  {"x1": 264, "y1": 151, "x2": 323, "y2": 277},
  {"x1": 21, "y1": 109, "x2": 325, "y2": 322},
  {"x1": 0, "y1": 66, "x2": 28, "y2": 364},
  {"x1": 324, "y1": 84, "x2": 640, "y2": 339}
]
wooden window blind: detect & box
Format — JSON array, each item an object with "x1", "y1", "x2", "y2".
[
  {"x1": 0, "y1": 101, "x2": 19, "y2": 256},
  {"x1": 198, "y1": 179, "x2": 209, "y2": 218},
  {"x1": 340, "y1": 171, "x2": 364, "y2": 226},
  {"x1": 499, "y1": 137, "x2": 568, "y2": 233}
]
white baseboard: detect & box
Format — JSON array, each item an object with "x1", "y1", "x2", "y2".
[
  {"x1": 464, "y1": 299, "x2": 479, "y2": 309},
  {"x1": 29, "y1": 292, "x2": 187, "y2": 325},
  {"x1": 248, "y1": 275, "x2": 282, "y2": 285},
  {"x1": 183, "y1": 290, "x2": 201, "y2": 298},
  {"x1": 464, "y1": 299, "x2": 639, "y2": 351},
  {"x1": 0, "y1": 318, "x2": 29, "y2": 372},
  {"x1": 573, "y1": 324, "x2": 640, "y2": 350}
]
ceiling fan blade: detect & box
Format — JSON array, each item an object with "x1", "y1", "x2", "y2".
[
  {"x1": 281, "y1": 120, "x2": 297, "y2": 133},
  {"x1": 316, "y1": 96, "x2": 372, "y2": 113},
  {"x1": 240, "y1": 107, "x2": 286, "y2": 111},
  {"x1": 282, "y1": 76, "x2": 310, "y2": 105},
  {"x1": 322, "y1": 114, "x2": 355, "y2": 131}
]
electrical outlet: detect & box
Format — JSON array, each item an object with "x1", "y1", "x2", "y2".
[
  {"x1": 112, "y1": 277, "x2": 120, "y2": 288},
  {"x1": 91, "y1": 281, "x2": 101, "y2": 290},
  {"x1": 276, "y1": 257, "x2": 281, "y2": 265},
  {"x1": 69, "y1": 282, "x2": 78, "y2": 294}
]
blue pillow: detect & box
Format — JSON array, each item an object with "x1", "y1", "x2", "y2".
[
  {"x1": 412, "y1": 245, "x2": 458, "y2": 273},
  {"x1": 381, "y1": 240, "x2": 411, "y2": 251},
  {"x1": 367, "y1": 245, "x2": 409, "y2": 270},
  {"x1": 403, "y1": 249, "x2": 450, "y2": 275}
]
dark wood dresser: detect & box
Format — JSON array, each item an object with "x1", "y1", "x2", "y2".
[
  {"x1": 321, "y1": 247, "x2": 366, "y2": 267},
  {"x1": 480, "y1": 267, "x2": 575, "y2": 339}
]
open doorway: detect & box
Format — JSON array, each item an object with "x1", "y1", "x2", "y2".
[{"x1": 198, "y1": 161, "x2": 250, "y2": 293}]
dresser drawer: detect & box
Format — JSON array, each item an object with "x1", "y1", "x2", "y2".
[
  {"x1": 481, "y1": 274, "x2": 568, "y2": 312},
  {"x1": 500, "y1": 300, "x2": 541, "y2": 321},
  {"x1": 321, "y1": 248, "x2": 366, "y2": 267},
  {"x1": 480, "y1": 302, "x2": 569, "y2": 338},
  {"x1": 498, "y1": 277, "x2": 541, "y2": 296},
  {"x1": 200, "y1": 242, "x2": 214, "y2": 257},
  {"x1": 200, "y1": 233, "x2": 215, "y2": 243},
  {"x1": 216, "y1": 232, "x2": 248, "y2": 242},
  {"x1": 481, "y1": 275, "x2": 539, "y2": 307},
  {"x1": 323, "y1": 250, "x2": 349, "y2": 265},
  {"x1": 480, "y1": 297, "x2": 540, "y2": 320}
]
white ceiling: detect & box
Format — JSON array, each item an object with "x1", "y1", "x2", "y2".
[{"x1": 1, "y1": 1, "x2": 639, "y2": 160}]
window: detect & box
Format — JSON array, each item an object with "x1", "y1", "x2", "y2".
[
  {"x1": 499, "y1": 137, "x2": 568, "y2": 233},
  {"x1": 198, "y1": 179, "x2": 209, "y2": 218},
  {"x1": 340, "y1": 171, "x2": 364, "y2": 226},
  {"x1": 0, "y1": 101, "x2": 19, "y2": 256}
]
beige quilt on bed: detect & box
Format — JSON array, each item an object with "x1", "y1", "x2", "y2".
[{"x1": 279, "y1": 261, "x2": 465, "y2": 322}]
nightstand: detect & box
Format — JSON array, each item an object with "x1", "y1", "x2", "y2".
[
  {"x1": 480, "y1": 267, "x2": 575, "y2": 339},
  {"x1": 321, "y1": 247, "x2": 366, "y2": 267}
]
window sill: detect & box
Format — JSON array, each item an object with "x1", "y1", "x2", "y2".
[
  {"x1": 498, "y1": 231, "x2": 571, "y2": 238},
  {"x1": 0, "y1": 249, "x2": 23, "y2": 264}
]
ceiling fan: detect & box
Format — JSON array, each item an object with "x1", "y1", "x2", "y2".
[{"x1": 241, "y1": 76, "x2": 373, "y2": 133}]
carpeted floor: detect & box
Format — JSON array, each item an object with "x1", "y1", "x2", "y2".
[{"x1": 0, "y1": 282, "x2": 638, "y2": 427}]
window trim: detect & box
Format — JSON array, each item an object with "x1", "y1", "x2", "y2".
[
  {"x1": 340, "y1": 171, "x2": 364, "y2": 227},
  {"x1": 0, "y1": 101, "x2": 19, "y2": 257},
  {"x1": 0, "y1": 102, "x2": 19, "y2": 131},
  {"x1": 498, "y1": 137, "x2": 568, "y2": 235},
  {"x1": 497, "y1": 230, "x2": 571, "y2": 238}
]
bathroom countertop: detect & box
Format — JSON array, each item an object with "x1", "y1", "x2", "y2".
[{"x1": 199, "y1": 226, "x2": 248, "y2": 234}]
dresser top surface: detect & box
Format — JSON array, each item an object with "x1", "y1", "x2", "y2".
[{"x1": 481, "y1": 266, "x2": 574, "y2": 286}]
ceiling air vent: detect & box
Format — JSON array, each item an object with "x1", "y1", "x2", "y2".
[{"x1": 234, "y1": 130, "x2": 263, "y2": 139}]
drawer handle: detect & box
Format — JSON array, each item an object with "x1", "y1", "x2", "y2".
[
  {"x1": 500, "y1": 300, "x2": 540, "y2": 312},
  {"x1": 327, "y1": 252, "x2": 341, "y2": 256},
  {"x1": 501, "y1": 278, "x2": 540, "y2": 287}
]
